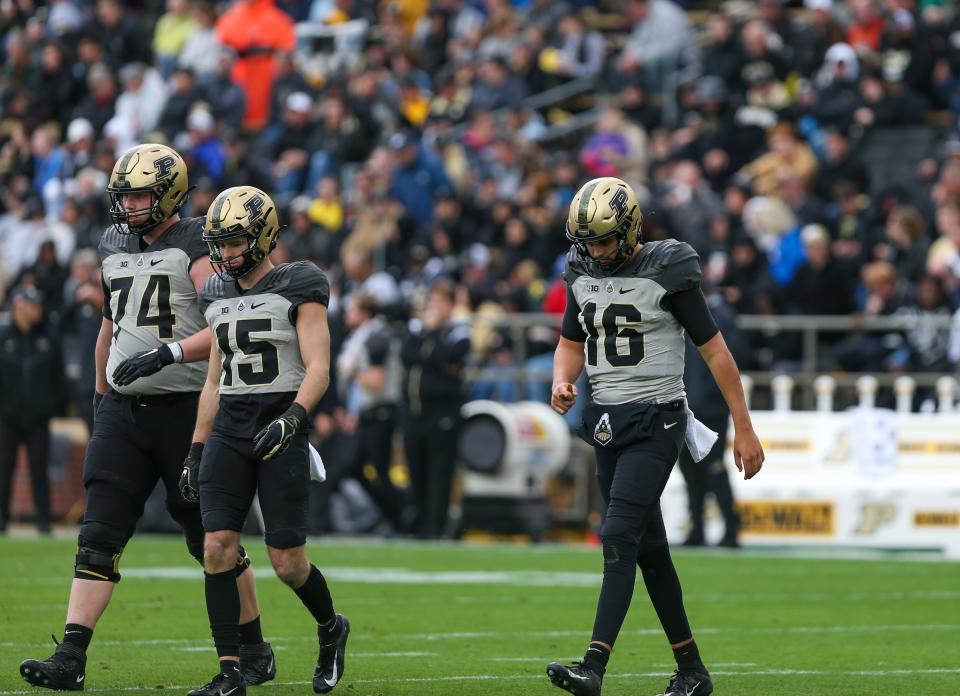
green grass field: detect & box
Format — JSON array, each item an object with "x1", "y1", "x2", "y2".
[{"x1": 1, "y1": 535, "x2": 958, "y2": 695}]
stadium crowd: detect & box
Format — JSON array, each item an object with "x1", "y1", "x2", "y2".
[{"x1": 4, "y1": 0, "x2": 960, "y2": 533}]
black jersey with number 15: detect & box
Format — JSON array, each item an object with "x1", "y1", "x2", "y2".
[{"x1": 199, "y1": 261, "x2": 330, "y2": 437}]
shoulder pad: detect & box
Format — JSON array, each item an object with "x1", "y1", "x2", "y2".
[
  {"x1": 274, "y1": 261, "x2": 331, "y2": 307},
  {"x1": 198, "y1": 273, "x2": 228, "y2": 314},
  {"x1": 634, "y1": 240, "x2": 702, "y2": 294},
  {"x1": 562, "y1": 246, "x2": 593, "y2": 283},
  {"x1": 98, "y1": 227, "x2": 129, "y2": 262}
]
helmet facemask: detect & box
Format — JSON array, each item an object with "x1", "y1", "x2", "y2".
[
  {"x1": 106, "y1": 144, "x2": 189, "y2": 237},
  {"x1": 107, "y1": 180, "x2": 182, "y2": 237},
  {"x1": 206, "y1": 227, "x2": 270, "y2": 281},
  {"x1": 203, "y1": 186, "x2": 281, "y2": 281}
]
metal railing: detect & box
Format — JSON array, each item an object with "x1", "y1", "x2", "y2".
[{"x1": 460, "y1": 313, "x2": 959, "y2": 410}]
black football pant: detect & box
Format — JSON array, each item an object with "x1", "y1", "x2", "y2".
[
  {"x1": 349, "y1": 404, "x2": 409, "y2": 530},
  {"x1": 404, "y1": 410, "x2": 460, "y2": 539},
  {"x1": 0, "y1": 418, "x2": 51, "y2": 528},
  {"x1": 677, "y1": 414, "x2": 738, "y2": 542},
  {"x1": 591, "y1": 407, "x2": 692, "y2": 648}
]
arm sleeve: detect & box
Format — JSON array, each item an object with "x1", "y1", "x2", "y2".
[
  {"x1": 561, "y1": 286, "x2": 587, "y2": 342},
  {"x1": 101, "y1": 275, "x2": 112, "y2": 320},
  {"x1": 662, "y1": 287, "x2": 719, "y2": 347},
  {"x1": 285, "y1": 262, "x2": 331, "y2": 324}
]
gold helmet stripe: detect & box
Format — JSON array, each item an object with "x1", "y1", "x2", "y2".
[
  {"x1": 577, "y1": 179, "x2": 602, "y2": 229},
  {"x1": 114, "y1": 149, "x2": 137, "y2": 185},
  {"x1": 209, "y1": 187, "x2": 231, "y2": 232}
]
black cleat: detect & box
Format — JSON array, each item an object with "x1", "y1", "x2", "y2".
[
  {"x1": 20, "y1": 639, "x2": 86, "y2": 691},
  {"x1": 546, "y1": 660, "x2": 602, "y2": 696},
  {"x1": 313, "y1": 614, "x2": 349, "y2": 694},
  {"x1": 239, "y1": 642, "x2": 276, "y2": 685},
  {"x1": 187, "y1": 668, "x2": 246, "y2": 696},
  {"x1": 656, "y1": 668, "x2": 714, "y2": 696}
]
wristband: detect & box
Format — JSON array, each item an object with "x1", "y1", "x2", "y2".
[{"x1": 167, "y1": 342, "x2": 184, "y2": 364}]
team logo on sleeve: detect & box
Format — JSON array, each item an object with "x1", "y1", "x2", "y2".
[
  {"x1": 594, "y1": 413, "x2": 613, "y2": 446},
  {"x1": 606, "y1": 281, "x2": 614, "y2": 294}
]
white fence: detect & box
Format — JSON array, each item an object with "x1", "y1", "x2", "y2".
[{"x1": 661, "y1": 375, "x2": 960, "y2": 558}]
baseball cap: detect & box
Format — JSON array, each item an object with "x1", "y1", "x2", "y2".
[
  {"x1": 67, "y1": 118, "x2": 94, "y2": 144},
  {"x1": 11, "y1": 286, "x2": 42, "y2": 304},
  {"x1": 286, "y1": 91, "x2": 312, "y2": 114}
]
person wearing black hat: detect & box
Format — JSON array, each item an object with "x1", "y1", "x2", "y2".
[{"x1": 0, "y1": 286, "x2": 66, "y2": 534}]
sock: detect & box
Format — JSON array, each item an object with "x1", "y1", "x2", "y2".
[
  {"x1": 205, "y1": 569, "x2": 241, "y2": 658},
  {"x1": 673, "y1": 639, "x2": 704, "y2": 671},
  {"x1": 292, "y1": 564, "x2": 335, "y2": 626},
  {"x1": 62, "y1": 624, "x2": 93, "y2": 652},
  {"x1": 583, "y1": 643, "x2": 610, "y2": 675},
  {"x1": 219, "y1": 659, "x2": 241, "y2": 677},
  {"x1": 317, "y1": 614, "x2": 340, "y2": 644},
  {"x1": 239, "y1": 616, "x2": 263, "y2": 646}
]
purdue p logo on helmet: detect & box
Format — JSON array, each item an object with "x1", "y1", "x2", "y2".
[
  {"x1": 203, "y1": 186, "x2": 281, "y2": 280},
  {"x1": 566, "y1": 177, "x2": 642, "y2": 273},
  {"x1": 107, "y1": 144, "x2": 189, "y2": 236}
]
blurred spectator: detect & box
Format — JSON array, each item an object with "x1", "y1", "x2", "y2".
[
  {"x1": 615, "y1": 0, "x2": 699, "y2": 93},
  {"x1": 387, "y1": 130, "x2": 453, "y2": 230},
  {"x1": 114, "y1": 63, "x2": 167, "y2": 141},
  {"x1": 335, "y1": 293, "x2": 412, "y2": 533},
  {"x1": 184, "y1": 108, "x2": 226, "y2": 184},
  {"x1": 739, "y1": 123, "x2": 818, "y2": 198},
  {"x1": 158, "y1": 66, "x2": 206, "y2": 141},
  {"x1": 0, "y1": 287, "x2": 67, "y2": 534},
  {"x1": 781, "y1": 223, "x2": 857, "y2": 315},
  {"x1": 154, "y1": 0, "x2": 199, "y2": 77},
  {"x1": 876, "y1": 205, "x2": 929, "y2": 285},
  {"x1": 400, "y1": 281, "x2": 470, "y2": 539},
  {"x1": 834, "y1": 261, "x2": 911, "y2": 371},
  {"x1": 90, "y1": 0, "x2": 151, "y2": 69},
  {"x1": 216, "y1": 0, "x2": 296, "y2": 131},
  {"x1": 61, "y1": 250, "x2": 104, "y2": 435},
  {"x1": 178, "y1": 1, "x2": 223, "y2": 81}
]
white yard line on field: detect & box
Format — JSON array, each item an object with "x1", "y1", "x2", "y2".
[
  {"x1": 2, "y1": 668, "x2": 960, "y2": 694},
  {"x1": 2, "y1": 623, "x2": 958, "y2": 650}
]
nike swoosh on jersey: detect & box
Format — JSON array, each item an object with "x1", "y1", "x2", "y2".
[
  {"x1": 251, "y1": 302, "x2": 266, "y2": 309},
  {"x1": 619, "y1": 288, "x2": 634, "y2": 294},
  {"x1": 150, "y1": 259, "x2": 162, "y2": 266},
  {"x1": 664, "y1": 421, "x2": 678, "y2": 430}
]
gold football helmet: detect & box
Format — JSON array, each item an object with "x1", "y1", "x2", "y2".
[
  {"x1": 565, "y1": 177, "x2": 642, "y2": 273},
  {"x1": 203, "y1": 186, "x2": 281, "y2": 280},
  {"x1": 107, "y1": 144, "x2": 190, "y2": 236}
]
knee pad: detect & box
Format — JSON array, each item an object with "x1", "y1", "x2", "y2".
[
  {"x1": 234, "y1": 545, "x2": 251, "y2": 578},
  {"x1": 74, "y1": 529, "x2": 124, "y2": 583},
  {"x1": 600, "y1": 533, "x2": 639, "y2": 576}
]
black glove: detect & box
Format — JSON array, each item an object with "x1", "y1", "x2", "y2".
[
  {"x1": 179, "y1": 442, "x2": 204, "y2": 503},
  {"x1": 93, "y1": 391, "x2": 104, "y2": 415},
  {"x1": 112, "y1": 344, "x2": 176, "y2": 386},
  {"x1": 253, "y1": 403, "x2": 306, "y2": 461}
]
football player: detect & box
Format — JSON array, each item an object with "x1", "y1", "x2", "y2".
[
  {"x1": 19, "y1": 145, "x2": 276, "y2": 691},
  {"x1": 180, "y1": 186, "x2": 348, "y2": 696},
  {"x1": 545, "y1": 178, "x2": 764, "y2": 696}
]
